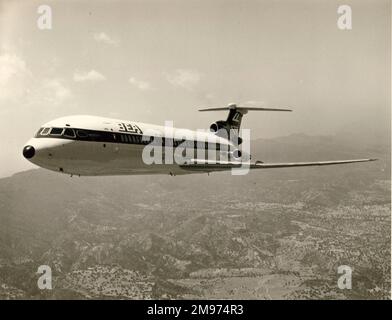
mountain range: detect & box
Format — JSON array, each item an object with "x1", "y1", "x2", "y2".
[{"x1": 0, "y1": 133, "x2": 390, "y2": 299}]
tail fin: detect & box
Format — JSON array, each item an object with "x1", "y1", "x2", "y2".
[{"x1": 199, "y1": 103, "x2": 292, "y2": 134}]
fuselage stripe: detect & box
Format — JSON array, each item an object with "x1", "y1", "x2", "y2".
[{"x1": 35, "y1": 128, "x2": 229, "y2": 151}]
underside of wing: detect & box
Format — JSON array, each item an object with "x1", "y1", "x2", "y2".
[{"x1": 180, "y1": 158, "x2": 377, "y2": 172}]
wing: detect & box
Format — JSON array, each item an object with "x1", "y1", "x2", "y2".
[{"x1": 180, "y1": 158, "x2": 377, "y2": 172}]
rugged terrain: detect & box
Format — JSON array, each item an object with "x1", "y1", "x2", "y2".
[{"x1": 0, "y1": 133, "x2": 390, "y2": 299}]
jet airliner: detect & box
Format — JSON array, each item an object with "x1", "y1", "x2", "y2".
[{"x1": 22, "y1": 104, "x2": 376, "y2": 176}]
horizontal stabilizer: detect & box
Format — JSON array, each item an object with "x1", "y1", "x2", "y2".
[
  {"x1": 198, "y1": 106, "x2": 292, "y2": 113},
  {"x1": 198, "y1": 103, "x2": 292, "y2": 133}
]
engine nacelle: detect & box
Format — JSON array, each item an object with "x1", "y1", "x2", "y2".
[
  {"x1": 232, "y1": 149, "x2": 242, "y2": 160},
  {"x1": 209, "y1": 121, "x2": 228, "y2": 133},
  {"x1": 210, "y1": 121, "x2": 244, "y2": 146}
]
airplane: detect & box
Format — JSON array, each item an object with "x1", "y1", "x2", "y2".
[{"x1": 22, "y1": 103, "x2": 376, "y2": 176}]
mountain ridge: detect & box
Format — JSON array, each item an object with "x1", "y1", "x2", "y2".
[{"x1": 0, "y1": 132, "x2": 390, "y2": 299}]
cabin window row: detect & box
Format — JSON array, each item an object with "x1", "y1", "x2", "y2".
[{"x1": 111, "y1": 133, "x2": 225, "y2": 150}]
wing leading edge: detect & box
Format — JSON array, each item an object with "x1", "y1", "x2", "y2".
[{"x1": 180, "y1": 158, "x2": 377, "y2": 172}]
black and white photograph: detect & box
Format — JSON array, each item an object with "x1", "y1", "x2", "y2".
[{"x1": 0, "y1": 0, "x2": 390, "y2": 306}]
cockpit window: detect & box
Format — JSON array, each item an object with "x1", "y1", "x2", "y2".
[
  {"x1": 50, "y1": 127, "x2": 64, "y2": 135},
  {"x1": 63, "y1": 128, "x2": 76, "y2": 138},
  {"x1": 35, "y1": 127, "x2": 50, "y2": 137},
  {"x1": 40, "y1": 127, "x2": 50, "y2": 135}
]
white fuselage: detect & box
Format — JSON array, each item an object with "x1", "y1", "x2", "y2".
[{"x1": 23, "y1": 115, "x2": 243, "y2": 176}]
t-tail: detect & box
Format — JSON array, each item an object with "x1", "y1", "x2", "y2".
[{"x1": 199, "y1": 103, "x2": 292, "y2": 137}]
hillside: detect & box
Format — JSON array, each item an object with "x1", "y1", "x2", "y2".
[{"x1": 0, "y1": 134, "x2": 390, "y2": 299}]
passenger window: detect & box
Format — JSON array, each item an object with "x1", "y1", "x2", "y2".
[
  {"x1": 77, "y1": 130, "x2": 89, "y2": 138},
  {"x1": 50, "y1": 127, "x2": 64, "y2": 135},
  {"x1": 88, "y1": 132, "x2": 102, "y2": 141},
  {"x1": 63, "y1": 128, "x2": 76, "y2": 138}
]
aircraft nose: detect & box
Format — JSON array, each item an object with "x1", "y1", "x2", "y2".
[{"x1": 23, "y1": 145, "x2": 35, "y2": 159}]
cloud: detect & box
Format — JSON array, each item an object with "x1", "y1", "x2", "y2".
[
  {"x1": 73, "y1": 70, "x2": 106, "y2": 82},
  {"x1": 0, "y1": 52, "x2": 32, "y2": 101},
  {"x1": 166, "y1": 69, "x2": 201, "y2": 90},
  {"x1": 21, "y1": 78, "x2": 73, "y2": 109},
  {"x1": 0, "y1": 53, "x2": 28, "y2": 85},
  {"x1": 128, "y1": 77, "x2": 151, "y2": 90},
  {"x1": 93, "y1": 32, "x2": 118, "y2": 45},
  {"x1": 42, "y1": 79, "x2": 72, "y2": 103},
  {"x1": 0, "y1": 49, "x2": 73, "y2": 108}
]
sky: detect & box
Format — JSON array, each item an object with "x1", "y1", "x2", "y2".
[{"x1": 0, "y1": 0, "x2": 390, "y2": 177}]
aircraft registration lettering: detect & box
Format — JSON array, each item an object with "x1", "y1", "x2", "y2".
[{"x1": 118, "y1": 122, "x2": 143, "y2": 135}]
